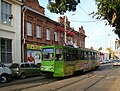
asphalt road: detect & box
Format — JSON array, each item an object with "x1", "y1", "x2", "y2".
[{"x1": 1, "y1": 63, "x2": 120, "y2": 91}]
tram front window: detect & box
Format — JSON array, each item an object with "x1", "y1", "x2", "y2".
[{"x1": 42, "y1": 48, "x2": 54, "y2": 60}]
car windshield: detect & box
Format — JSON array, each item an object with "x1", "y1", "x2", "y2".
[{"x1": 10, "y1": 63, "x2": 19, "y2": 68}]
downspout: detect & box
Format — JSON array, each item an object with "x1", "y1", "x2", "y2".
[
  {"x1": 22, "y1": 6, "x2": 27, "y2": 62},
  {"x1": 63, "y1": 0, "x2": 67, "y2": 46}
]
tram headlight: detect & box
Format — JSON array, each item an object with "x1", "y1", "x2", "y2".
[
  {"x1": 50, "y1": 68, "x2": 54, "y2": 71},
  {"x1": 41, "y1": 67, "x2": 44, "y2": 70}
]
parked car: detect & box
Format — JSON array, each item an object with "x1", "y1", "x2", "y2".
[
  {"x1": 0, "y1": 62, "x2": 12, "y2": 83},
  {"x1": 9, "y1": 62, "x2": 41, "y2": 79},
  {"x1": 104, "y1": 59, "x2": 110, "y2": 63},
  {"x1": 100, "y1": 60, "x2": 107, "y2": 64},
  {"x1": 100, "y1": 59, "x2": 110, "y2": 64},
  {"x1": 112, "y1": 60, "x2": 120, "y2": 66}
]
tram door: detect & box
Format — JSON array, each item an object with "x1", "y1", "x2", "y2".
[
  {"x1": 54, "y1": 48, "x2": 64, "y2": 77},
  {"x1": 83, "y1": 51, "x2": 89, "y2": 71}
]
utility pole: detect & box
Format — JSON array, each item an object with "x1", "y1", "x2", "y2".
[{"x1": 64, "y1": 14, "x2": 67, "y2": 45}]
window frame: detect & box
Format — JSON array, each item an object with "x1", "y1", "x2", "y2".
[
  {"x1": 26, "y1": 21, "x2": 32, "y2": 36},
  {"x1": 1, "y1": 38, "x2": 12, "y2": 63},
  {"x1": 36, "y1": 25, "x2": 41, "y2": 38},
  {"x1": 54, "y1": 32, "x2": 58, "y2": 41},
  {"x1": 1, "y1": 0, "x2": 12, "y2": 25},
  {"x1": 46, "y1": 28, "x2": 51, "y2": 40}
]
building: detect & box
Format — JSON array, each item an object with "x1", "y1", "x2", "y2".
[
  {"x1": 100, "y1": 50, "x2": 110, "y2": 61},
  {"x1": 22, "y1": 0, "x2": 60, "y2": 64},
  {"x1": 22, "y1": 0, "x2": 86, "y2": 64},
  {"x1": 107, "y1": 38, "x2": 120, "y2": 59},
  {"x1": 78, "y1": 26, "x2": 86, "y2": 48},
  {"x1": 57, "y1": 17, "x2": 86, "y2": 48},
  {"x1": 0, "y1": 0, "x2": 23, "y2": 65},
  {"x1": 113, "y1": 39, "x2": 120, "y2": 59}
]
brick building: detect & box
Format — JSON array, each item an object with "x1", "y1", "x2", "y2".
[
  {"x1": 57, "y1": 17, "x2": 86, "y2": 48},
  {"x1": 22, "y1": 0, "x2": 86, "y2": 64}
]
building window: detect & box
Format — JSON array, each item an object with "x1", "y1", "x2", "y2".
[
  {"x1": 54, "y1": 32, "x2": 58, "y2": 41},
  {"x1": 36, "y1": 25, "x2": 41, "y2": 38},
  {"x1": 46, "y1": 28, "x2": 50, "y2": 40},
  {"x1": 1, "y1": 1, "x2": 12, "y2": 25},
  {"x1": 1, "y1": 38, "x2": 12, "y2": 63},
  {"x1": 26, "y1": 22, "x2": 32, "y2": 36}
]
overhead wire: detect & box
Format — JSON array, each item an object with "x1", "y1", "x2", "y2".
[
  {"x1": 70, "y1": 20, "x2": 103, "y2": 23},
  {"x1": 77, "y1": 5, "x2": 109, "y2": 33},
  {"x1": 39, "y1": 0, "x2": 109, "y2": 34},
  {"x1": 39, "y1": 1, "x2": 105, "y2": 24}
]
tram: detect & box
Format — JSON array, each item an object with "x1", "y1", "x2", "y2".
[{"x1": 40, "y1": 45, "x2": 100, "y2": 77}]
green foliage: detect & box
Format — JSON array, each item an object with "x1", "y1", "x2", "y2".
[
  {"x1": 92, "y1": 0, "x2": 120, "y2": 38},
  {"x1": 47, "y1": 0, "x2": 80, "y2": 14},
  {"x1": 106, "y1": 47, "x2": 112, "y2": 53},
  {"x1": 98, "y1": 47, "x2": 102, "y2": 51}
]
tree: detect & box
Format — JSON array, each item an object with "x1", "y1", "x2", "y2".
[
  {"x1": 98, "y1": 47, "x2": 102, "y2": 51},
  {"x1": 106, "y1": 47, "x2": 112, "y2": 58},
  {"x1": 47, "y1": 0, "x2": 120, "y2": 38},
  {"x1": 47, "y1": 0, "x2": 80, "y2": 14},
  {"x1": 91, "y1": 0, "x2": 120, "y2": 39}
]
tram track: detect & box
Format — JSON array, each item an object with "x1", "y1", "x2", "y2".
[
  {"x1": 83, "y1": 69, "x2": 112, "y2": 91},
  {"x1": 18, "y1": 73, "x2": 94, "y2": 91},
  {"x1": 18, "y1": 67, "x2": 113, "y2": 91},
  {"x1": 51, "y1": 66, "x2": 114, "y2": 91},
  {"x1": 18, "y1": 72, "x2": 96, "y2": 91},
  {"x1": 50, "y1": 73, "x2": 95, "y2": 91}
]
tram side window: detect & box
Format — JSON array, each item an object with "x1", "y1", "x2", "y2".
[
  {"x1": 84, "y1": 51, "x2": 89, "y2": 60},
  {"x1": 89, "y1": 52, "x2": 91, "y2": 60},
  {"x1": 63, "y1": 49, "x2": 71, "y2": 61},
  {"x1": 56, "y1": 48, "x2": 62, "y2": 61},
  {"x1": 92, "y1": 52, "x2": 98, "y2": 60},
  {"x1": 92, "y1": 52, "x2": 95, "y2": 60},
  {"x1": 71, "y1": 50, "x2": 78, "y2": 60},
  {"x1": 91, "y1": 52, "x2": 96, "y2": 60},
  {"x1": 97, "y1": 53, "x2": 100, "y2": 60},
  {"x1": 79, "y1": 51, "x2": 84, "y2": 60},
  {"x1": 91, "y1": 52, "x2": 95, "y2": 60},
  {"x1": 95, "y1": 53, "x2": 97, "y2": 60}
]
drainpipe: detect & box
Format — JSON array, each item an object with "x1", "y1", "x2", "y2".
[
  {"x1": 22, "y1": 6, "x2": 27, "y2": 62},
  {"x1": 64, "y1": 14, "x2": 67, "y2": 46}
]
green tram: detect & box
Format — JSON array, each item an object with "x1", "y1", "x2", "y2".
[{"x1": 40, "y1": 45, "x2": 100, "y2": 77}]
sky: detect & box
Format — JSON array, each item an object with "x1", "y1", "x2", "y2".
[{"x1": 38, "y1": 0, "x2": 118, "y2": 50}]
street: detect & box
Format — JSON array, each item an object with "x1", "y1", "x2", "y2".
[
  {"x1": 0, "y1": 63, "x2": 120, "y2": 91},
  {"x1": 0, "y1": 1, "x2": 120, "y2": 91}
]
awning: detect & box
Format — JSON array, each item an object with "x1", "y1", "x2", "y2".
[
  {"x1": 66, "y1": 30, "x2": 75, "y2": 36},
  {"x1": 57, "y1": 26, "x2": 64, "y2": 32},
  {"x1": 70, "y1": 32, "x2": 75, "y2": 36}
]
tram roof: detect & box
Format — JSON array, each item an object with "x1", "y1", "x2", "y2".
[{"x1": 42, "y1": 45, "x2": 98, "y2": 53}]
